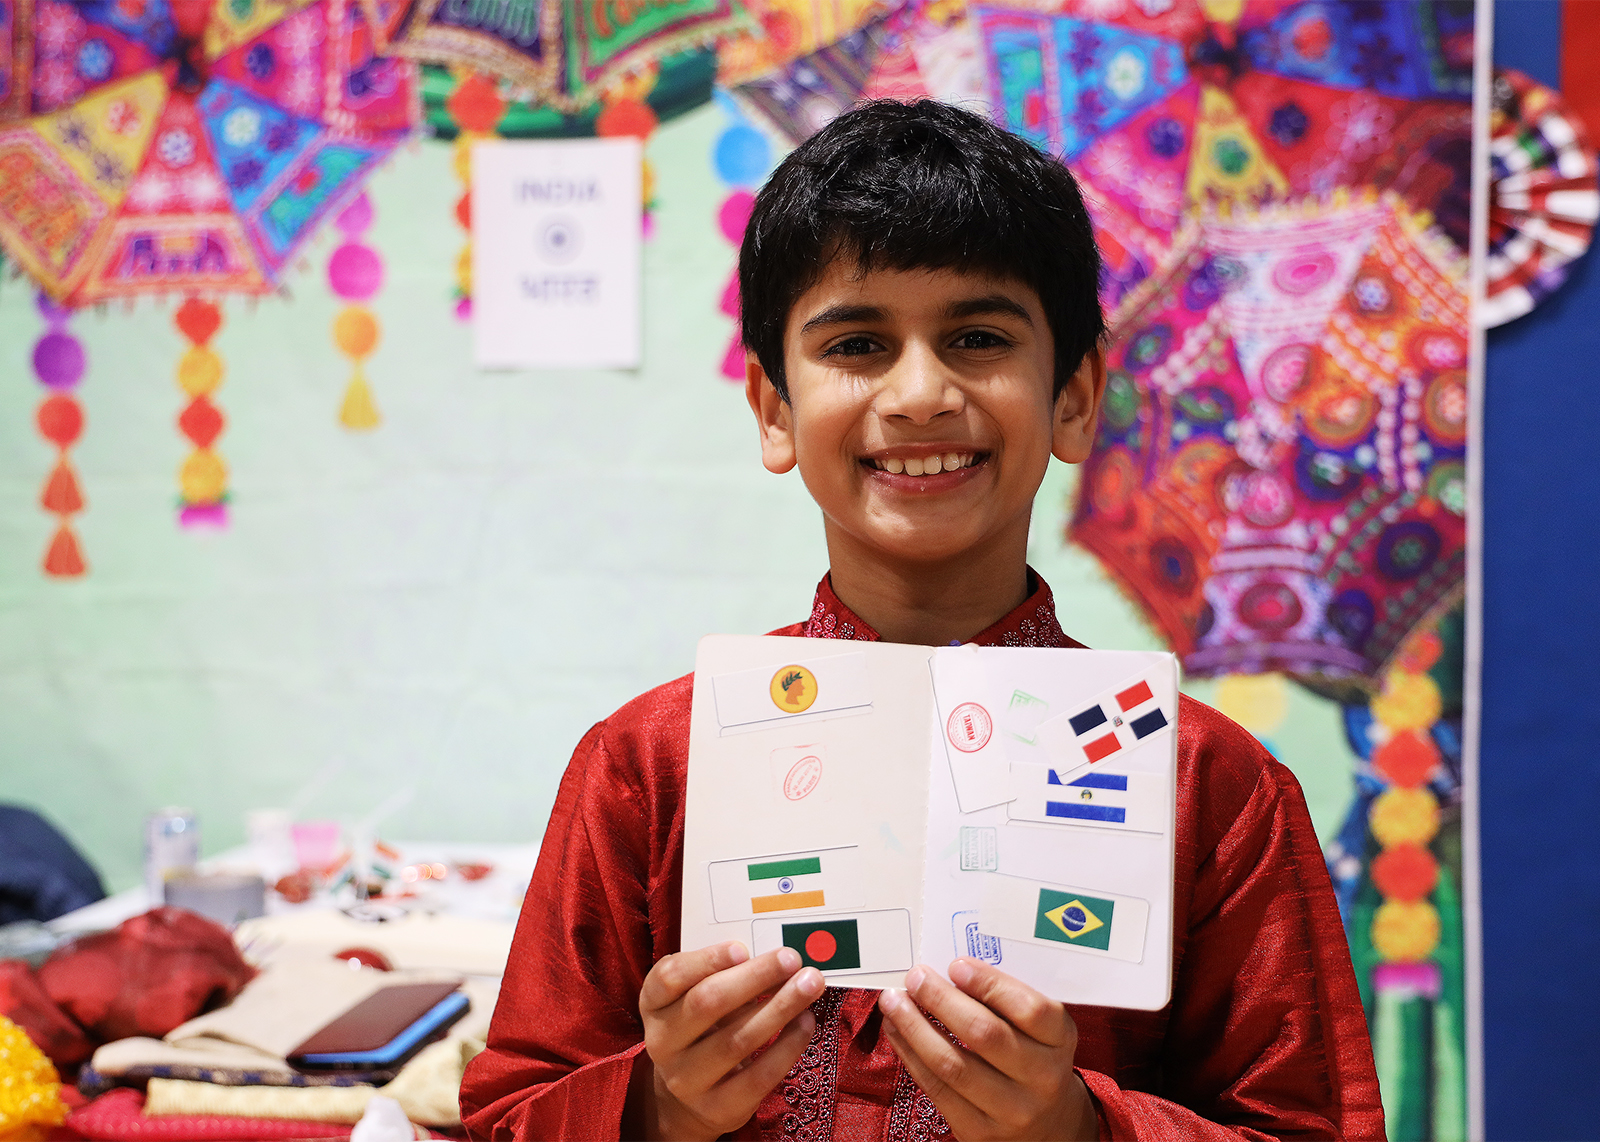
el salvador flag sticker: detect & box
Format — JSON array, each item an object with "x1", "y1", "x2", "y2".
[{"x1": 1006, "y1": 765, "x2": 1165, "y2": 833}]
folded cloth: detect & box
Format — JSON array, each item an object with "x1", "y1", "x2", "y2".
[
  {"x1": 230, "y1": 912, "x2": 512, "y2": 977},
  {"x1": 141, "y1": 1036, "x2": 486, "y2": 1128},
  {"x1": 80, "y1": 1038, "x2": 400, "y2": 1095},
  {"x1": 39, "y1": 909, "x2": 255, "y2": 1043},
  {"x1": 65, "y1": 1087, "x2": 361, "y2": 1140}
]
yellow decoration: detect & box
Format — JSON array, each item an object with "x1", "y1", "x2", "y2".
[
  {"x1": 179, "y1": 448, "x2": 228, "y2": 504},
  {"x1": 1372, "y1": 670, "x2": 1443, "y2": 732},
  {"x1": 1186, "y1": 86, "x2": 1289, "y2": 208},
  {"x1": 333, "y1": 307, "x2": 379, "y2": 360},
  {"x1": 0, "y1": 1014, "x2": 68, "y2": 1140},
  {"x1": 1214, "y1": 673, "x2": 1289, "y2": 735},
  {"x1": 1370, "y1": 787, "x2": 1440, "y2": 848},
  {"x1": 37, "y1": 72, "x2": 166, "y2": 208},
  {"x1": 1199, "y1": 0, "x2": 1244, "y2": 22},
  {"x1": 1371, "y1": 899, "x2": 1442, "y2": 963},
  {"x1": 642, "y1": 160, "x2": 656, "y2": 208},
  {"x1": 339, "y1": 372, "x2": 382, "y2": 431},
  {"x1": 176, "y1": 345, "x2": 224, "y2": 396},
  {"x1": 456, "y1": 246, "x2": 473, "y2": 297},
  {"x1": 452, "y1": 131, "x2": 491, "y2": 183}
]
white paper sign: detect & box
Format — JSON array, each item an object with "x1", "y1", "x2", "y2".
[{"x1": 471, "y1": 138, "x2": 642, "y2": 369}]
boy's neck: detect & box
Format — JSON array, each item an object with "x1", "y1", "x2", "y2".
[{"x1": 822, "y1": 521, "x2": 1033, "y2": 646}]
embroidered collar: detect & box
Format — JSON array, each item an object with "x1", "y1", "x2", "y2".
[{"x1": 803, "y1": 569, "x2": 1082, "y2": 649}]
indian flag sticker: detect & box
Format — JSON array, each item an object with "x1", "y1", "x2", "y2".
[
  {"x1": 751, "y1": 907, "x2": 913, "y2": 978},
  {"x1": 978, "y1": 873, "x2": 1150, "y2": 963},
  {"x1": 769, "y1": 664, "x2": 818, "y2": 713},
  {"x1": 707, "y1": 846, "x2": 861, "y2": 922}
]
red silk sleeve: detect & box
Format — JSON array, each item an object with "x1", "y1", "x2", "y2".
[
  {"x1": 1074, "y1": 701, "x2": 1384, "y2": 1141},
  {"x1": 459, "y1": 677, "x2": 693, "y2": 1141}
]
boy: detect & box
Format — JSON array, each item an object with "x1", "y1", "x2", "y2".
[{"x1": 460, "y1": 101, "x2": 1382, "y2": 1140}]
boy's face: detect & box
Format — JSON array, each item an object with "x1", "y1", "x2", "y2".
[{"x1": 747, "y1": 260, "x2": 1105, "y2": 572}]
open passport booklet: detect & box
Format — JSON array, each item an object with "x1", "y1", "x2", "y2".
[{"x1": 682, "y1": 635, "x2": 1180, "y2": 1011}]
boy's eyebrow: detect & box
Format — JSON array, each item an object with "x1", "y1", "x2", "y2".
[
  {"x1": 943, "y1": 294, "x2": 1035, "y2": 326},
  {"x1": 799, "y1": 303, "x2": 887, "y2": 332}
]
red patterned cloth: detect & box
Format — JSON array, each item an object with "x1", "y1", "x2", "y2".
[
  {"x1": 64, "y1": 1087, "x2": 352, "y2": 1141},
  {"x1": 0, "y1": 958, "x2": 95, "y2": 1069},
  {"x1": 460, "y1": 573, "x2": 1383, "y2": 1140}
]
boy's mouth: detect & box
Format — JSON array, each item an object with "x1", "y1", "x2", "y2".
[{"x1": 860, "y1": 450, "x2": 990, "y2": 478}]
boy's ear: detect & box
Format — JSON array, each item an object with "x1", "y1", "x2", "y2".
[
  {"x1": 1051, "y1": 344, "x2": 1108, "y2": 465},
  {"x1": 745, "y1": 351, "x2": 797, "y2": 474}
]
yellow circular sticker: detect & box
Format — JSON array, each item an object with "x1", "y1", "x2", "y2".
[{"x1": 770, "y1": 665, "x2": 818, "y2": 713}]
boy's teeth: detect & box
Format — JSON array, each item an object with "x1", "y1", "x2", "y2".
[{"x1": 875, "y1": 453, "x2": 977, "y2": 474}]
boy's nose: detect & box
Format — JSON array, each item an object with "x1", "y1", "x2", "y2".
[{"x1": 875, "y1": 342, "x2": 963, "y2": 425}]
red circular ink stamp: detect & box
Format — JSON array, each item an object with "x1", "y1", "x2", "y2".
[
  {"x1": 946, "y1": 702, "x2": 993, "y2": 753},
  {"x1": 783, "y1": 754, "x2": 823, "y2": 801}
]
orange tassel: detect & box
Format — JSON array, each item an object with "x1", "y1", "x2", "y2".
[
  {"x1": 40, "y1": 456, "x2": 84, "y2": 514},
  {"x1": 43, "y1": 521, "x2": 86, "y2": 577}
]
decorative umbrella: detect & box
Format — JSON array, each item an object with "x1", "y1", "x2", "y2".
[
  {"x1": 974, "y1": 0, "x2": 1475, "y2": 307},
  {"x1": 1070, "y1": 191, "x2": 1469, "y2": 693},
  {"x1": 1480, "y1": 67, "x2": 1599, "y2": 327},
  {"x1": 377, "y1": 0, "x2": 750, "y2": 110},
  {"x1": 0, "y1": 0, "x2": 419, "y2": 543}
]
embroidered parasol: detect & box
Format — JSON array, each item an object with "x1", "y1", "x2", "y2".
[
  {"x1": 1071, "y1": 191, "x2": 1469, "y2": 692},
  {"x1": 974, "y1": 0, "x2": 1475, "y2": 308}
]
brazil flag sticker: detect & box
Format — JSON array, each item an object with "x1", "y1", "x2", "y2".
[
  {"x1": 1033, "y1": 889, "x2": 1114, "y2": 951},
  {"x1": 781, "y1": 918, "x2": 861, "y2": 969}
]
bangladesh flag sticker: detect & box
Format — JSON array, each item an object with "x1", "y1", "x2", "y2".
[{"x1": 782, "y1": 918, "x2": 861, "y2": 969}]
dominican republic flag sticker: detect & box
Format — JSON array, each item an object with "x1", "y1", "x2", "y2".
[
  {"x1": 751, "y1": 907, "x2": 913, "y2": 977},
  {"x1": 1034, "y1": 666, "x2": 1175, "y2": 778}
]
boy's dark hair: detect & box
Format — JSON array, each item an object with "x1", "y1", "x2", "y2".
[{"x1": 739, "y1": 99, "x2": 1105, "y2": 402}]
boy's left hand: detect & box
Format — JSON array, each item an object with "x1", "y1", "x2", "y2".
[{"x1": 878, "y1": 957, "x2": 1098, "y2": 1142}]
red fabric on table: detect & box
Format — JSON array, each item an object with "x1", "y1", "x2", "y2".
[
  {"x1": 0, "y1": 959, "x2": 95, "y2": 1069},
  {"x1": 460, "y1": 573, "x2": 1384, "y2": 1141},
  {"x1": 64, "y1": 1088, "x2": 352, "y2": 1141},
  {"x1": 38, "y1": 909, "x2": 255, "y2": 1043}
]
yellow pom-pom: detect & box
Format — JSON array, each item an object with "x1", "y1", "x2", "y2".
[
  {"x1": 1372, "y1": 670, "x2": 1443, "y2": 732},
  {"x1": 1370, "y1": 786, "x2": 1440, "y2": 848},
  {"x1": 641, "y1": 160, "x2": 655, "y2": 208},
  {"x1": 339, "y1": 372, "x2": 381, "y2": 431},
  {"x1": 1371, "y1": 899, "x2": 1441, "y2": 963},
  {"x1": 0, "y1": 1014, "x2": 68, "y2": 1139},
  {"x1": 333, "y1": 306, "x2": 379, "y2": 360},
  {"x1": 1215, "y1": 673, "x2": 1289, "y2": 735},
  {"x1": 1200, "y1": 0, "x2": 1243, "y2": 21},
  {"x1": 176, "y1": 345, "x2": 224, "y2": 396},
  {"x1": 456, "y1": 245, "x2": 473, "y2": 297},
  {"x1": 453, "y1": 132, "x2": 489, "y2": 183},
  {"x1": 179, "y1": 448, "x2": 228, "y2": 504}
]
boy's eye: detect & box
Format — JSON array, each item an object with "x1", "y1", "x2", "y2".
[
  {"x1": 822, "y1": 336, "x2": 880, "y2": 359},
  {"x1": 953, "y1": 330, "x2": 1011, "y2": 351}
]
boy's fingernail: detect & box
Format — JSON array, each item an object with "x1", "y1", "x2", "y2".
[
  {"x1": 948, "y1": 958, "x2": 974, "y2": 987},
  {"x1": 879, "y1": 988, "x2": 905, "y2": 1014},
  {"x1": 727, "y1": 941, "x2": 750, "y2": 964},
  {"x1": 777, "y1": 947, "x2": 801, "y2": 971},
  {"x1": 797, "y1": 968, "x2": 823, "y2": 997},
  {"x1": 904, "y1": 967, "x2": 926, "y2": 992}
]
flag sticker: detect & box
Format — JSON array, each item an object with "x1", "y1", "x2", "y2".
[
  {"x1": 1034, "y1": 664, "x2": 1176, "y2": 778},
  {"x1": 978, "y1": 874, "x2": 1149, "y2": 962},
  {"x1": 708, "y1": 846, "x2": 861, "y2": 922},
  {"x1": 1008, "y1": 764, "x2": 1165, "y2": 833},
  {"x1": 1034, "y1": 889, "x2": 1114, "y2": 950},
  {"x1": 782, "y1": 918, "x2": 861, "y2": 969},
  {"x1": 752, "y1": 907, "x2": 913, "y2": 977},
  {"x1": 710, "y1": 652, "x2": 871, "y2": 734}
]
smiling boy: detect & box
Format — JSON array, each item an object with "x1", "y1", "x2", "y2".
[{"x1": 461, "y1": 101, "x2": 1382, "y2": 1141}]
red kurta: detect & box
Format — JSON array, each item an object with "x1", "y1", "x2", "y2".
[{"x1": 461, "y1": 575, "x2": 1383, "y2": 1141}]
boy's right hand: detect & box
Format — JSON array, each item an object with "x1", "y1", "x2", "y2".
[{"x1": 636, "y1": 941, "x2": 823, "y2": 1141}]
